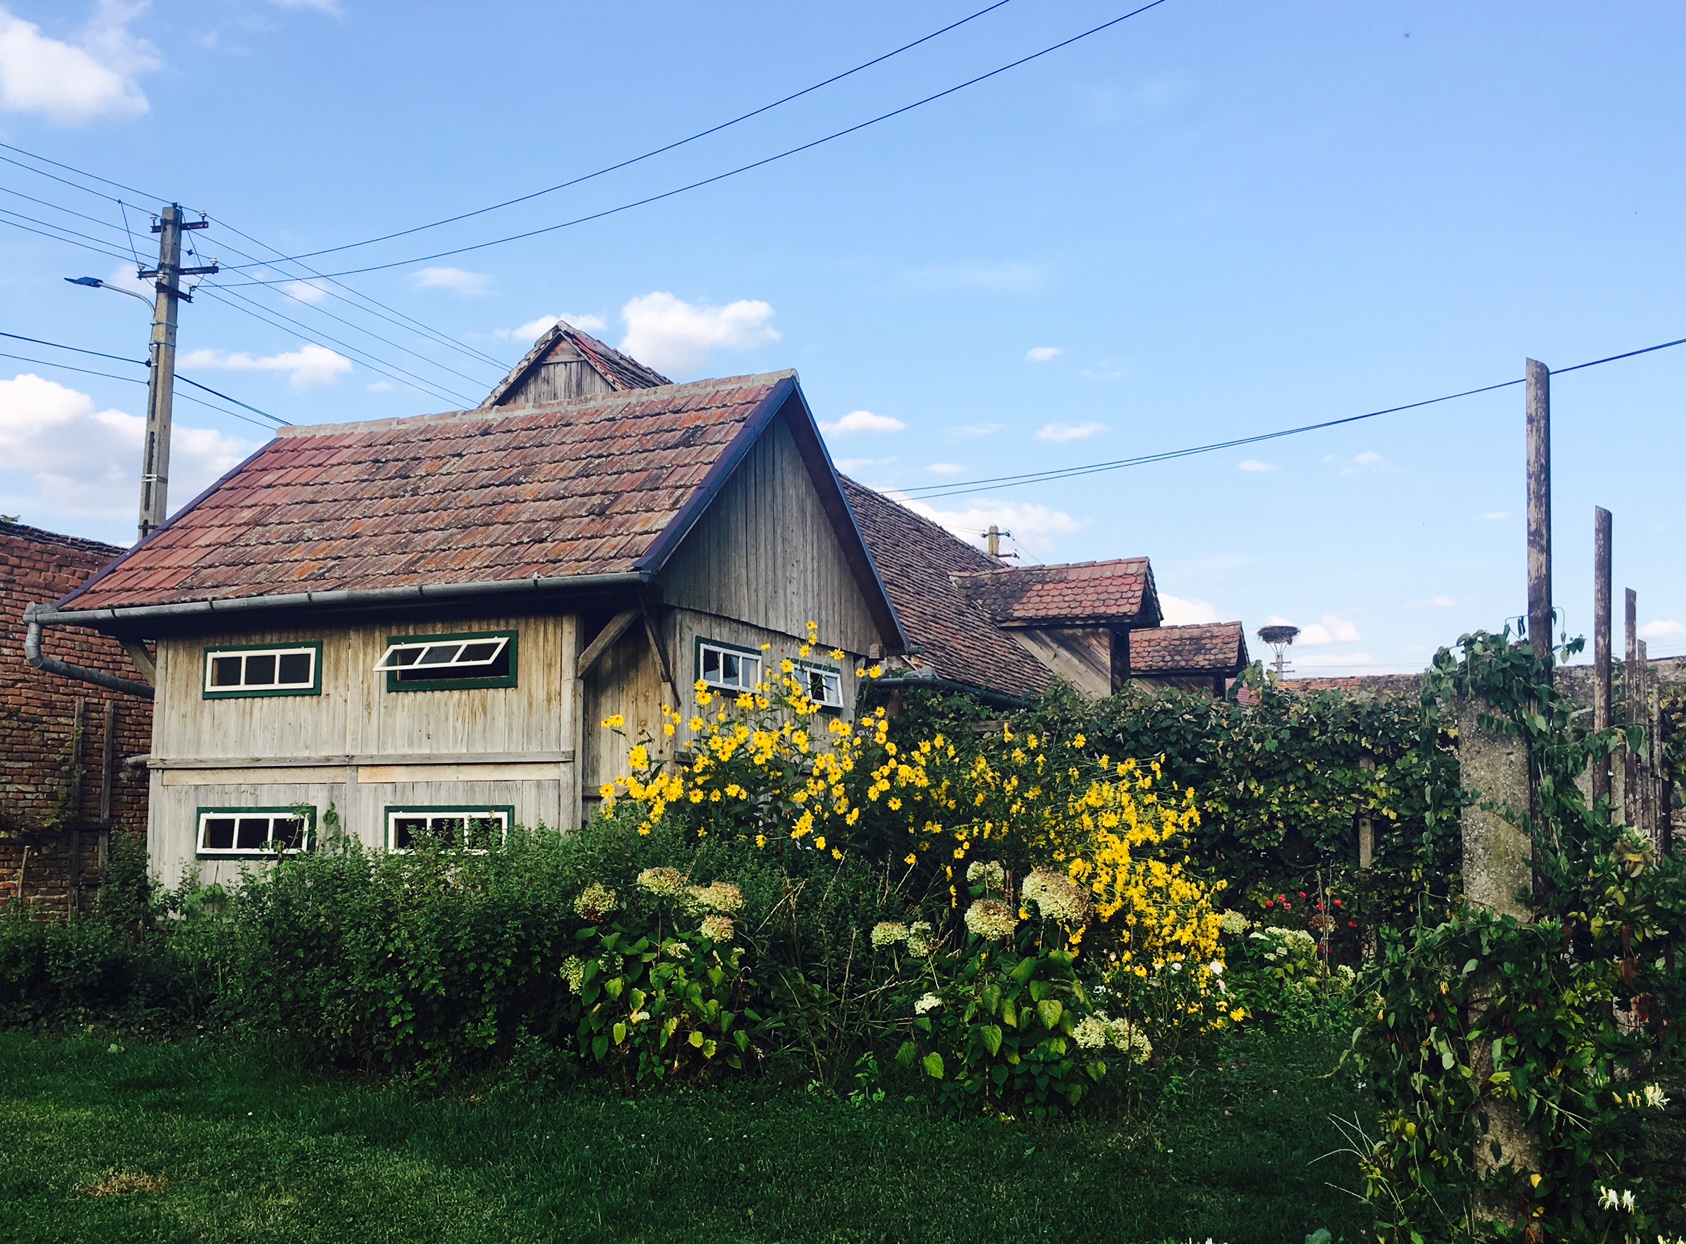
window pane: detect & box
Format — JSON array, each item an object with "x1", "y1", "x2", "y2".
[
  {"x1": 210, "y1": 656, "x2": 243, "y2": 687},
  {"x1": 202, "y1": 817, "x2": 235, "y2": 850},
  {"x1": 457, "y1": 641, "x2": 499, "y2": 664},
  {"x1": 416, "y1": 643, "x2": 462, "y2": 666},
  {"x1": 466, "y1": 817, "x2": 503, "y2": 851},
  {"x1": 235, "y1": 817, "x2": 271, "y2": 849},
  {"x1": 702, "y1": 647, "x2": 720, "y2": 679},
  {"x1": 272, "y1": 817, "x2": 307, "y2": 850},
  {"x1": 277, "y1": 652, "x2": 312, "y2": 685},
  {"x1": 721, "y1": 653, "x2": 740, "y2": 686},
  {"x1": 430, "y1": 816, "x2": 465, "y2": 847},
  {"x1": 745, "y1": 656, "x2": 761, "y2": 688},
  {"x1": 244, "y1": 654, "x2": 277, "y2": 686},
  {"x1": 392, "y1": 817, "x2": 425, "y2": 850}
]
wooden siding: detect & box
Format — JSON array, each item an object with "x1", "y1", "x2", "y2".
[
  {"x1": 1004, "y1": 627, "x2": 1112, "y2": 697},
  {"x1": 495, "y1": 340, "x2": 618, "y2": 406},
  {"x1": 658, "y1": 416, "x2": 880, "y2": 656}
]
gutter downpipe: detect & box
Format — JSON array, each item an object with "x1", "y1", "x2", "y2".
[{"x1": 24, "y1": 604, "x2": 154, "y2": 699}]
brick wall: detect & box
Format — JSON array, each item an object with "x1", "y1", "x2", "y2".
[{"x1": 0, "y1": 522, "x2": 153, "y2": 916}]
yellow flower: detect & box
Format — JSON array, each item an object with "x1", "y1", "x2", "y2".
[
  {"x1": 814, "y1": 835, "x2": 826, "y2": 851},
  {"x1": 904, "y1": 853, "x2": 917, "y2": 866},
  {"x1": 598, "y1": 783, "x2": 615, "y2": 799},
  {"x1": 756, "y1": 834, "x2": 767, "y2": 848},
  {"x1": 867, "y1": 664, "x2": 883, "y2": 679},
  {"x1": 601, "y1": 713, "x2": 625, "y2": 729}
]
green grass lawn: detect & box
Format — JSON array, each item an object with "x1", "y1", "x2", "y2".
[{"x1": 0, "y1": 1029, "x2": 1372, "y2": 1244}]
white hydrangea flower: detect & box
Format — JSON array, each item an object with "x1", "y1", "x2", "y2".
[
  {"x1": 964, "y1": 898, "x2": 1019, "y2": 940},
  {"x1": 914, "y1": 992, "x2": 942, "y2": 1015},
  {"x1": 573, "y1": 881, "x2": 618, "y2": 922},
  {"x1": 636, "y1": 866, "x2": 686, "y2": 898},
  {"x1": 906, "y1": 921, "x2": 936, "y2": 957},
  {"x1": 871, "y1": 921, "x2": 910, "y2": 950},
  {"x1": 965, "y1": 859, "x2": 1006, "y2": 891},
  {"x1": 699, "y1": 913, "x2": 735, "y2": 943},
  {"x1": 1073, "y1": 1013, "x2": 1109, "y2": 1049},
  {"x1": 560, "y1": 956, "x2": 586, "y2": 993},
  {"x1": 1643, "y1": 1083, "x2": 1670, "y2": 1109},
  {"x1": 1218, "y1": 909, "x2": 1250, "y2": 936},
  {"x1": 1021, "y1": 869, "x2": 1092, "y2": 925}
]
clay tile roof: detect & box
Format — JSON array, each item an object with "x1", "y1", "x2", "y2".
[
  {"x1": 953, "y1": 558, "x2": 1159, "y2": 627},
  {"x1": 58, "y1": 373, "x2": 794, "y2": 613},
  {"x1": 1130, "y1": 622, "x2": 1249, "y2": 676},
  {"x1": 481, "y1": 320, "x2": 670, "y2": 407},
  {"x1": 841, "y1": 480, "x2": 1051, "y2": 702}
]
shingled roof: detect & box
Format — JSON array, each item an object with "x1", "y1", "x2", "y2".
[
  {"x1": 54, "y1": 372, "x2": 899, "y2": 647},
  {"x1": 480, "y1": 319, "x2": 672, "y2": 408},
  {"x1": 839, "y1": 480, "x2": 1052, "y2": 702},
  {"x1": 954, "y1": 559, "x2": 1160, "y2": 628},
  {"x1": 1130, "y1": 622, "x2": 1249, "y2": 676}
]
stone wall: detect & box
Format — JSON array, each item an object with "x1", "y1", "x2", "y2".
[{"x1": 0, "y1": 522, "x2": 152, "y2": 916}]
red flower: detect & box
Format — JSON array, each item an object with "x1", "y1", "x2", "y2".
[
  {"x1": 1282, "y1": 902, "x2": 1292, "y2": 910},
  {"x1": 1298, "y1": 891, "x2": 1307, "y2": 899},
  {"x1": 1348, "y1": 921, "x2": 1358, "y2": 928},
  {"x1": 1264, "y1": 899, "x2": 1273, "y2": 907},
  {"x1": 1333, "y1": 899, "x2": 1343, "y2": 907}
]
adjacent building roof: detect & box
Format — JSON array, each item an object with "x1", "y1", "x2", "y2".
[
  {"x1": 53, "y1": 373, "x2": 902, "y2": 649},
  {"x1": 480, "y1": 320, "x2": 671, "y2": 408},
  {"x1": 840, "y1": 480, "x2": 1053, "y2": 702},
  {"x1": 1130, "y1": 622, "x2": 1249, "y2": 676},
  {"x1": 954, "y1": 558, "x2": 1160, "y2": 628}
]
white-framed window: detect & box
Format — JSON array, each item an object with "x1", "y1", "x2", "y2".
[
  {"x1": 203, "y1": 644, "x2": 320, "y2": 698},
  {"x1": 374, "y1": 631, "x2": 517, "y2": 690},
  {"x1": 386, "y1": 807, "x2": 512, "y2": 853},
  {"x1": 799, "y1": 664, "x2": 845, "y2": 709},
  {"x1": 196, "y1": 807, "x2": 313, "y2": 857},
  {"x1": 698, "y1": 640, "x2": 761, "y2": 692}
]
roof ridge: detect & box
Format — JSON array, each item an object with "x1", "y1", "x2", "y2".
[
  {"x1": 278, "y1": 370, "x2": 799, "y2": 439},
  {"x1": 952, "y1": 555, "x2": 1151, "y2": 581}
]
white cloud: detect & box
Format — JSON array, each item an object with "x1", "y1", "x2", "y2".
[
  {"x1": 1236, "y1": 459, "x2": 1275, "y2": 473},
  {"x1": 894, "y1": 496, "x2": 1086, "y2": 553},
  {"x1": 1297, "y1": 615, "x2": 1362, "y2": 645},
  {"x1": 366, "y1": 381, "x2": 392, "y2": 393},
  {"x1": 1639, "y1": 620, "x2": 1685, "y2": 641},
  {"x1": 1037, "y1": 421, "x2": 1106, "y2": 442},
  {"x1": 0, "y1": 1, "x2": 159, "y2": 125},
  {"x1": 1354, "y1": 451, "x2": 1381, "y2": 465},
  {"x1": 102, "y1": 263, "x2": 153, "y2": 300},
  {"x1": 821, "y1": 410, "x2": 906, "y2": 435},
  {"x1": 1292, "y1": 651, "x2": 1377, "y2": 670},
  {"x1": 925, "y1": 463, "x2": 966, "y2": 476},
  {"x1": 179, "y1": 343, "x2": 352, "y2": 389},
  {"x1": 414, "y1": 266, "x2": 491, "y2": 297},
  {"x1": 0, "y1": 372, "x2": 251, "y2": 519},
  {"x1": 1482, "y1": 511, "x2": 1508, "y2": 521},
  {"x1": 269, "y1": 0, "x2": 343, "y2": 14},
  {"x1": 953, "y1": 423, "x2": 1004, "y2": 438},
  {"x1": 494, "y1": 313, "x2": 607, "y2": 342},
  {"x1": 1159, "y1": 593, "x2": 1218, "y2": 625},
  {"x1": 1024, "y1": 347, "x2": 1061, "y2": 363},
  {"x1": 834, "y1": 456, "x2": 896, "y2": 474},
  {"x1": 281, "y1": 280, "x2": 329, "y2": 305},
  {"x1": 1407, "y1": 595, "x2": 1458, "y2": 609},
  {"x1": 618, "y1": 291, "x2": 778, "y2": 375}
]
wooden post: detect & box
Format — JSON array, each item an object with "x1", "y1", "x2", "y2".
[
  {"x1": 99, "y1": 700, "x2": 118, "y2": 826},
  {"x1": 1357, "y1": 755, "x2": 1376, "y2": 870},
  {"x1": 1638, "y1": 640, "x2": 1656, "y2": 845},
  {"x1": 1591, "y1": 508, "x2": 1613, "y2": 810},
  {"x1": 1525, "y1": 359, "x2": 1553, "y2": 673},
  {"x1": 1625, "y1": 589, "x2": 1640, "y2": 827}
]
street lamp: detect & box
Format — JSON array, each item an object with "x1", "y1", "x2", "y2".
[{"x1": 65, "y1": 275, "x2": 154, "y2": 308}]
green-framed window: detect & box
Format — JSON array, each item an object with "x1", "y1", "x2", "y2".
[
  {"x1": 375, "y1": 629, "x2": 518, "y2": 692},
  {"x1": 196, "y1": 806, "x2": 314, "y2": 858},
  {"x1": 385, "y1": 806, "x2": 513, "y2": 853},
  {"x1": 202, "y1": 642, "x2": 322, "y2": 699},
  {"x1": 696, "y1": 637, "x2": 761, "y2": 693},
  {"x1": 796, "y1": 661, "x2": 845, "y2": 709}
]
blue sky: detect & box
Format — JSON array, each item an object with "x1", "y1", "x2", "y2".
[{"x1": 1, "y1": 0, "x2": 1681, "y2": 673}]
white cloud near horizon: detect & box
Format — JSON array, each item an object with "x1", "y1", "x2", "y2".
[
  {"x1": 1160, "y1": 593, "x2": 1219, "y2": 625},
  {"x1": 821, "y1": 410, "x2": 906, "y2": 435},
  {"x1": 1296, "y1": 614, "x2": 1362, "y2": 645},
  {"x1": 1025, "y1": 347, "x2": 1061, "y2": 363},
  {"x1": 269, "y1": 0, "x2": 342, "y2": 14},
  {"x1": 893, "y1": 495, "x2": 1085, "y2": 553},
  {"x1": 1482, "y1": 511, "x2": 1508, "y2": 521},
  {"x1": 1407, "y1": 595, "x2": 1458, "y2": 609},
  {"x1": 953, "y1": 423, "x2": 1004, "y2": 438},
  {"x1": 1639, "y1": 619, "x2": 1685, "y2": 641},
  {"x1": 1292, "y1": 651, "x2": 1378, "y2": 670},
  {"x1": 281, "y1": 280, "x2": 329, "y2": 305},
  {"x1": 1036, "y1": 420, "x2": 1106, "y2": 443},
  {"x1": 179, "y1": 343, "x2": 352, "y2": 389},
  {"x1": 494, "y1": 313, "x2": 607, "y2": 342},
  {"x1": 925, "y1": 463, "x2": 965, "y2": 476},
  {"x1": 414, "y1": 267, "x2": 491, "y2": 297},
  {"x1": 0, "y1": 373, "x2": 250, "y2": 520},
  {"x1": 0, "y1": 2, "x2": 159, "y2": 124},
  {"x1": 618, "y1": 291, "x2": 777, "y2": 375},
  {"x1": 1237, "y1": 459, "x2": 1275, "y2": 472}
]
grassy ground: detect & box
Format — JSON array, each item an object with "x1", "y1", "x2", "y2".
[{"x1": 0, "y1": 1028, "x2": 1372, "y2": 1244}]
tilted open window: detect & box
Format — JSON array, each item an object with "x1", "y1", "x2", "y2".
[
  {"x1": 697, "y1": 639, "x2": 761, "y2": 693},
  {"x1": 203, "y1": 643, "x2": 321, "y2": 698},
  {"x1": 196, "y1": 807, "x2": 313, "y2": 858},
  {"x1": 798, "y1": 663, "x2": 845, "y2": 709},
  {"x1": 375, "y1": 630, "x2": 518, "y2": 691},
  {"x1": 386, "y1": 807, "x2": 512, "y2": 853}
]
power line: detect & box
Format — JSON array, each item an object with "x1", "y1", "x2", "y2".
[
  {"x1": 899, "y1": 334, "x2": 1686, "y2": 501},
  {"x1": 222, "y1": 0, "x2": 1018, "y2": 269},
  {"x1": 0, "y1": 349, "x2": 279, "y2": 431},
  {"x1": 0, "y1": 140, "x2": 167, "y2": 204},
  {"x1": 0, "y1": 328, "x2": 285, "y2": 426},
  {"x1": 220, "y1": 0, "x2": 1173, "y2": 283},
  {"x1": 0, "y1": 213, "x2": 133, "y2": 265}
]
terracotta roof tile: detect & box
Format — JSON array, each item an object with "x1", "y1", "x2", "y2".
[
  {"x1": 1130, "y1": 622, "x2": 1249, "y2": 675},
  {"x1": 59, "y1": 373, "x2": 791, "y2": 612},
  {"x1": 953, "y1": 559, "x2": 1159, "y2": 626}
]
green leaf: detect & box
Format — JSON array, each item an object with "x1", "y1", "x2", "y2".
[
  {"x1": 895, "y1": 1040, "x2": 918, "y2": 1068},
  {"x1": 591, "y1": 1034, "x2": 608, "y2": 1060},
  {"x1": 922, "y1": 1052, "x2": 945, "y2": 1080},
  {"x1": 612, "y1": 1021, "x2": 627, "y2": 1045},
  {"x1": 979, "y1": 1025, "x2": 1003, "y2": 1057},
  {"x1": 688, "y1": 1029, "x2": 705, "y2": 1048},
  {"x1": 1010, "y1": 957, "x2": 1037, "y2": 985},
  {"x1": 604, "y1": 977, "x2": 624, "y2": 1000},
  {"x1": 1036, "y1": 999, "x2": 1063, "y2": 1030}
]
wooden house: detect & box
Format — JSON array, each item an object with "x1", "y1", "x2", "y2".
[{"x1": 26, "y1": 322, "x2": 1246, "y2": 887}]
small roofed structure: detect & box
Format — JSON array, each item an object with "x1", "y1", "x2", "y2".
[
  {"x1": 1129, "y1": 622, "x2": 1250, "y2": 696},
  {"x1": 479, "y1": 319, "x2": 672, "y2": 408}
]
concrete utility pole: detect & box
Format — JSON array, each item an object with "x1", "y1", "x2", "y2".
[
  {"x1": 136, "y1": 204, "x2": 217, "y2": 542},
  {"x1": 1592, "y1": 507, "x2": 1613, "y2": 809},
  {"x1": 1525, "y1": 359, "x2": 1552, "y2": 673}
]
